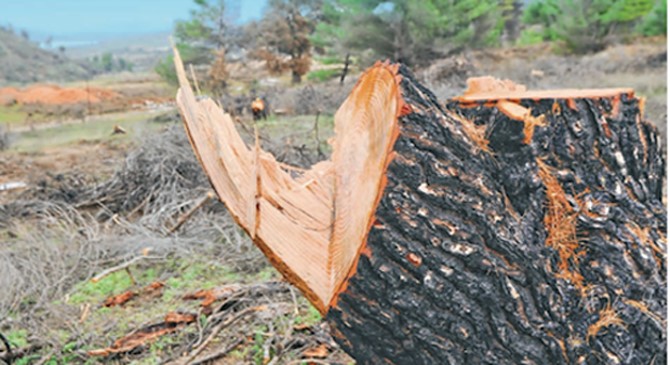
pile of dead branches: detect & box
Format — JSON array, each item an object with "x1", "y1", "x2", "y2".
[
  {"x1": 2, "y1": 120, "x2": 325, "y2": 228},
  {"x1": 80, "y1": 126, "x2": 211, "y2": 219},
  {"x1": 1, "y1": 126, "x2": 215, "y2": 228},
  {"x1": 85, "y1": 282, "x2": 342, "y2": 364},
  {"x1": 0, "y1": 116, "x2": 344, "y2": 364}
]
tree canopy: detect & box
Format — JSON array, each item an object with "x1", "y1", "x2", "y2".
[{"x1": 156, "y1": 0, "x2": 666, "y2": 85}]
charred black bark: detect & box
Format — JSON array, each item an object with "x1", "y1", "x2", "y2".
[{"x1": 326, "y1": 66, "x2": 666, "y2": 364}]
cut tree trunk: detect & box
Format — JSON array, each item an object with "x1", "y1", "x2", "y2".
[{"x1": 173, "y1": 48, "x2": 666, "y2": 364}]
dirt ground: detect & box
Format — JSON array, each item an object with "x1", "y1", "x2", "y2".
[{"x1": 0, "y1": 141, "x2": 124, "y2": 195}]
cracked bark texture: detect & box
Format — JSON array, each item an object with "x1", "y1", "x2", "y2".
[{"x1": 326, "y1": 66, "x2": 666, "y2": 365}]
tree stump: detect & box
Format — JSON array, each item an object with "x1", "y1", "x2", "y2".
[{"x1": 173, "y1": 49, "x2": 666, "y2": 364}]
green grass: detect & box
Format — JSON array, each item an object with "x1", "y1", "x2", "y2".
[
  {"x1": 9, "y1": 110, "x2": 164, "y2": 152},
  {"x1": 254, "y1": 266, "x2": 279, "y2": 281},
  {"x1": 294, "y1": 300, "x2": 322, "y2": 327},
  {"x1": 6, "y1": 329, "x2": 29, "y2": 348},
  {"x1": 0, "y1": 105, "x2": 27, "y2": 125},
  {"x1": 316, "y1": 55, "x2": 345, "y2": 65},
  {"x1": 8, "y1": 254, "x2": 333, "y2": 364},
  {"x1": 69, "y1": 270, "x2": 135, "y2": 305},
  {"x1": 517, "y1": 29, "x2": 546, "y2": 46},
  {"x1": 307, "y1": 69, "x2": 340, "y2": 83}
]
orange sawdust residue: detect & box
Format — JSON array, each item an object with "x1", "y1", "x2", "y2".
[
  {"x1": 586, "y1": 305, "x2": 625, "y2": 340},
  {"x1": 546, "y1": 331, "x2": 569, "y2": 363},
  {"x1": 626, "y1": 222, "x2": 665, "y2": 268},
  {"x1": 447, "y1": 110, "x2": 491, "y2": 153},
  {"x1": 623, "y1": 299, "x2": 665, "y2": 328},
  {"x1": 551, "y1": 101, "x2": 561, "y2": 115},
  {"x1": 537, "y1": 159, "x2": 586, "y2": 289}
]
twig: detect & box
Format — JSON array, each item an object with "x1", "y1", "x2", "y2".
[
  {"x1": 189, "y1": 337, "x2": 244, "y2": 365},
  {"x1": 340, "y1": 53, "x2": 350, "y2": 85},
  {"x1": 90, "y1": 255, "x2": 158, "y2": 283},
  {"x1": 289, "y1": 286, "x2": 299, "y2": 316},
  {"x1": 166, "y1": 191, "x2": 215, "y2": 235},
  {"x1": 0, "y1": 344, "x2": 43, "y2": 364},
  {"x1": 125, "y1": 267, "x2": 137, "y2": 286},
  {"x1": 177, "y1": 306, "x2": 258, "y2": 365},
  {"x1": 262, "y1": 322, "x2": 275, "y2": 364},
  {"x1": 313, "y1": 110, "x2": 323, "y2": 158},
  {"x1": 287, "y1": 359, "x2": 334, "y2": 365},
  {"x1": 0, "y1": 333, "x2": 10, "y2": 365},
  {"x1": 34, "y1": 351, "x2": 55, "y2": 365},
  {"x1": 194, "y1": 307, "x2": 205, "y2": 348},
  {"x1": 126, "y1": 190, "x2": 153, "y2": 218},
  {"x1": 79, "y1": 303, "x2": 91, "y2": 323}
]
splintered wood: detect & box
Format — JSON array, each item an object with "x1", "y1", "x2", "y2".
[{"x1": 174, "y1": 48, "x2": 401, "y2": 313}]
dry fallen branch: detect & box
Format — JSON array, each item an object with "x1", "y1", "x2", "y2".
[
  {"x1": 183, "y1": 284, "x2": 242, "y2": 308},
  {"x1": 103, "y1": 291, "x2": 136, "y2": 308},
  {"x1": 0, "y1": 343, "x2": 43, "y2": 365},
  {"x1": 0, "y1": 333, "x2": 10, "y2": 365},
  {"x1": 176, "y1": 306, "x2": 260, "y2": 365},
  {"x1": 166, "y1": 191, "x2": 215, "y2": 234},
  {"x1": 90, "y1": 253, "x2": 158, "y2": 284},
  {"x1": 189, "y1": 337, "x2": 244, "y2": 365},
  {"x1": 88, "y1": 312, "x2": 197, "y2": 357},
  {"x1": 102, "y1": 281, "x2": 164, "y2": 308}
]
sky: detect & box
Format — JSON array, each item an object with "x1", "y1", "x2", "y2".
[{"x1": 0, "y1": 0, "x2": 267, "y2": 41}]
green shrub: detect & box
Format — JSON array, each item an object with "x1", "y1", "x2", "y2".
[
  {"x1": 639, "y1": 0, "x2": 667, "y2": 35},
  {"x1": 316, "y1": 55, "x2": 344, "y2": 65},
  {"x1": 517, "y1": 28, "x2": 545, "y2": 46},
  {"x1": 307, "y1": 69, "x2": 340, "y2": 83},
  {"x1": 155, "y1": 43, "x2": 209, "y2": 86},
  {"x1": 522, "y1": 0, "x2": 657, "y2": 54}
]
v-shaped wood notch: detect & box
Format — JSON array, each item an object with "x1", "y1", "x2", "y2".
[{"x1": 173, "y1": 47, "x2": 403, "y2": 313}]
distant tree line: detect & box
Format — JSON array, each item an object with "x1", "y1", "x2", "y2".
[
  {"x1": 522, "y1": 0, "x2": 666, "y2": 52},
  {"x1": 91, "y1": 52, "x2": 134, "y2": 73},
  {"x1": 156, "y1": 0, "x2": 667, "y2": 86}
]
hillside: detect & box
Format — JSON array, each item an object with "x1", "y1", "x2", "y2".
[
  {"x1": 0, "y1": 28, "x2": 92, "y2": 84},
  {"x1": 65, "y1": 32, "x2": 171, "y2": 72}
]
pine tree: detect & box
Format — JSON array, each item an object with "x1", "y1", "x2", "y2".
[
  {"x1": 523, "y1": 0, "x2": 656, "y2": 53},
  {"x1": 312, "y1": 0, "x2": 504, "y2": 67}
]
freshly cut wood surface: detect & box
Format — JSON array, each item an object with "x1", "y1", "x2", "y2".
[
  {"x1": 330, "y1": 63, "x2": 403, "y2": 300},
  {"x1": 173, "y1": 48, "x2": 402, "y2": 312},
  {"x1": 174, "y1": 47, "x2": 332, "y2": 310},
  {"x1": 458, "y1": 88, "x2": 634, "y2": 101}
]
